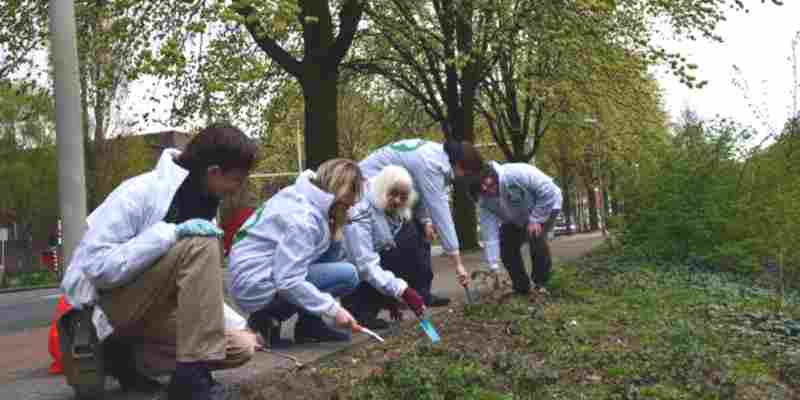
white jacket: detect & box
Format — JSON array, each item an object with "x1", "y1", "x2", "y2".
[
  {"x1": 60, "y1": 149, "x2": 251, "y2": 338},
  {"x1": 479, "y1": 162, "x2": 563, "y2": 268},
  {"x1": 359, "y1": 139, "x2": 459, "y2": 255},
  {"x1": 226, "y1": 171, "x2": 341, "y2": 319}
]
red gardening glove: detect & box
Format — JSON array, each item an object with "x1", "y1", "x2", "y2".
[{"x1": 401, "y1": 287, "x2": 426, "y2": 317}]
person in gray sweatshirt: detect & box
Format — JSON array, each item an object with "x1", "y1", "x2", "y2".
[{"x1": 472, "y1": 161, "x2": 563, "y2": 294}]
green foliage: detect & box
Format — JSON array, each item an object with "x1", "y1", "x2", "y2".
[
  {"x1": 620, "y1": 112, "x2": 747, "y2": 264},
  {"x1": 0, "y1": 82, "x2": 59, "y2": 246},
  {"x1": 619, "y1": 107, "x2": 800, "y2": 285},
  {"x1": 347, "y1": 254, "x2": 795, "y2": 399},
  {"x1": 0, "y1": 0, "x2": 47, "y2": 80},
  {"x1": 349, "y1": 348, "x2": 510, "y2": 400},
  {"x1": 12, "y1": 270, "x2": 59, "y2": 287},
  {"x1": 465, "y1": 257, "x2": 795, "y2": 398}
]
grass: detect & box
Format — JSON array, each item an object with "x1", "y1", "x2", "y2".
[{"x1": 332, "y1": 248, "x2": 799, "y2": 399}]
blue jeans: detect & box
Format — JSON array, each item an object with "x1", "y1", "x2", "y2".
[
  {"x1": 251, "y1": 259, "x2": 358, "y2": 322},
  {"x1": 306, "y1": 260, "x2": 359, "y2": 298}
]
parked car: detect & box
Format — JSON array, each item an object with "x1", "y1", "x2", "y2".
[{"x1": 553, "y1": 214, "x2": 576, "y2": 236}]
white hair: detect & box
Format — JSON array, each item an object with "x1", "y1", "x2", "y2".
[{"x1": 370, "y1": 165, "x2": 417, "y2": 220}]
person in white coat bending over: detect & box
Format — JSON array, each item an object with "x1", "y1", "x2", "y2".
[
  {"x1": 60, "y1": 123, "x2": 258, "y2": 400},
  {"x1": 473, "y1": 161, "x2": 563, "y2": 294},
  {"x1": 227, "y1": 159, "x2": 366, "y2": 347},
  {"x1": 358, "y1": 138, "x2": 485, "y2": 306}
]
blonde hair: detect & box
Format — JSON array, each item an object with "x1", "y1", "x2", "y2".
[
  {"x1": 371, "y1": 165, "x2": 417, "y2": 220},
  {"x1": 313, "y1": 158, "x2": 364, "y2": 204}
]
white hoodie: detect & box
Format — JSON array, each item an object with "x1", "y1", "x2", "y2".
[{"x1": 61, "y1": 149, "x2": 246, "y2": 339}]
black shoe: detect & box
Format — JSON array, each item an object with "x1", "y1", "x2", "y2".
[
  {"x1": 113, "y1": 370, "x2": 163, "y2": 393},
  {"x1": 360, "y1": 316, "x2": 390, "y2": 330},
  {"x1": 294, "y1": 314, "x2": 351, "y2": 344},
  {"x1": 167, "y1": 361, "x2": 224, "y2": 400},
  {"x1": 427, "y1": 294, "x2": 451, "y2": 308},
  {"x1": 103, "y1": 337, "x2": 163, "y2": 393},
  {"x1": 248, "y1": 314, "x2": 293, "y2": 349}
]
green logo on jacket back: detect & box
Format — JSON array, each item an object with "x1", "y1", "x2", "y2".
[{"x1": 388, "y1": 139, "x2": 425, "y2": 152}]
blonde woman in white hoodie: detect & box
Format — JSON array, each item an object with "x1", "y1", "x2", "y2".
[{"x1": 228, "y1": 159, "x2": 366, "y2": 346}]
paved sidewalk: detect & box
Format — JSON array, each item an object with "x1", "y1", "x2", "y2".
[{"x1": 0, "y1": 232, "x2": 604, "y2": 399}]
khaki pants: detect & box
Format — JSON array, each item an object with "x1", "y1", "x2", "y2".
[
  {"x1": 98, "y1": 237, "x2": 236, "y2": 365},
  {"x1": 133, "y1": 328, "x2": 256, "y2": 375}
]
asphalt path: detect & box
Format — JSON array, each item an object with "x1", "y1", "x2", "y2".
[{"x1": 0, "y1": 288, "x2": 61, "y2": 335}]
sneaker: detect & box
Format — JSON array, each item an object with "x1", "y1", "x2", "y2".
[
  {"x1": 167, "y1": 361, "x2": 224, "y2": 400},
  {"x1": 104, "y1": 338, "x2": 162, "y2": 393},
  {"x1": 248, "y1": 315, "x2": 293, "y2": 349},
  {"x1": 294, "y1": 314, "x2": 351, "y2": 343}
]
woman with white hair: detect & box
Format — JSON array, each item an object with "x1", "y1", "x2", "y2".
[
  {"x1": 340, "y1": 165, "x2": 428, "y2": 329},
  {"x1": 227, "y1": 159, "x2": 365, "y2": 346}
]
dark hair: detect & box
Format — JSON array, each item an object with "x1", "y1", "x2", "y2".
[
  {"x1": 176, "y1": 122, "x2": 258, "y2": 173},
  {"x1": 467, "y1": 162, "x2": 497, "y2": 201},
  {"x1": 444, "y1": 140, "x2": 484, "y2": 175}
]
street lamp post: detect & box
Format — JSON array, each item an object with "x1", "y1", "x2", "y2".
[{"x1": 50, "y1": 0, "x2": 88, "y2": 266}]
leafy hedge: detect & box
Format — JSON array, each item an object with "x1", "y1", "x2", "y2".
[{"x1": 618, "y1": 114, "x2": 800, "y2": 282}]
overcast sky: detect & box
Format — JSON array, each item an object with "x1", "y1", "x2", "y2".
[{"x1": 656, "y1": 1, "x2": 800, "y2": 138}]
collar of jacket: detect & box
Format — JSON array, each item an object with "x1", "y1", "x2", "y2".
[
  {"x1": 295, "y1": 170, "x2": 336, "y2": 221},
  {"x1": 156, "y1": 148, "x2": 190, "y2": 184}
]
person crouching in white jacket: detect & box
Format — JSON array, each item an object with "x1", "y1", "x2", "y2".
[
  {"x1": 60, "y1": 123, "x2": 258, "y2": 400},
  {"x1": 227, "y1": 159, "x2": 365, "y2": 347},
  {"x1": 339, "y1": 165, "x2": 428, "y2": 329}
]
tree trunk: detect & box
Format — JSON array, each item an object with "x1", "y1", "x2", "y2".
[
  {"x1": 302, "y1": 71, "x2": 339, "y2": 169},
  {"x1": 587, "y1": 184, "x2": 599, "y2": 231},
  {"x1": 601, "y1": 185, "x2": 610, "y2": 235},
  {"x1": 561, "y1": 180, "x2": 573, "y2": 235}
]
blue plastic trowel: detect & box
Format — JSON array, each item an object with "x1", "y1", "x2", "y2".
[{"x1": 419, "y1": 309, "x2": 441, "y2": 343}]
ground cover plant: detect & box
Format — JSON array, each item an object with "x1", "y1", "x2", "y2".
[{"x1": 240, "y1": 247, "x2": 800, "y2": 400}]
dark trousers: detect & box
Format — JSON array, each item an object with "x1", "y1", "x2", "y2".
[
  {"x1": 500, "y1": 212, "x2": 558, "y2": 293},
  {"x1": 342, "y1": 221, "x2": 434, "y2": 319}
]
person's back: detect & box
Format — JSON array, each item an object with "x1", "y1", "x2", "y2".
[
  {"x1": 227, "y1": 178, "x2": 330, "y2": 314},
  {"x1": 360, "y1": 139, "x2": 450, "y2": 183}
]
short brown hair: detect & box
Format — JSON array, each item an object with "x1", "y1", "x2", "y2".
[
  {"x1": 444, "y1": 140, "x2": 484, "y2": 175},
  {"x1": 176, "y1": 122, "x2": 258, "y2": 173}
]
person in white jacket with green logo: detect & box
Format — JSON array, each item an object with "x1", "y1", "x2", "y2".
[
  {"x1": 60, "y1": 123, "x2": 257, "y2": 400},
  {"x1": 473, "y1": 161, "x2": 563, "y2": 294},
  {"x1": 228, "y1": 159, "x2": 367, "y2": 346}
]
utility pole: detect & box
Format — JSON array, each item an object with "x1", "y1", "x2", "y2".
[{"x1": 50, "y1": 0, "x2": 88, "y2": 266}]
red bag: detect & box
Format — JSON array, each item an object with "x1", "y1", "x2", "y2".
[
  {"x1": 48, "y1": 295, "x2": 72, "y2": 375},
  {"x1": 222, "y1": 207, "x2": 255, "y2": 255}
]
